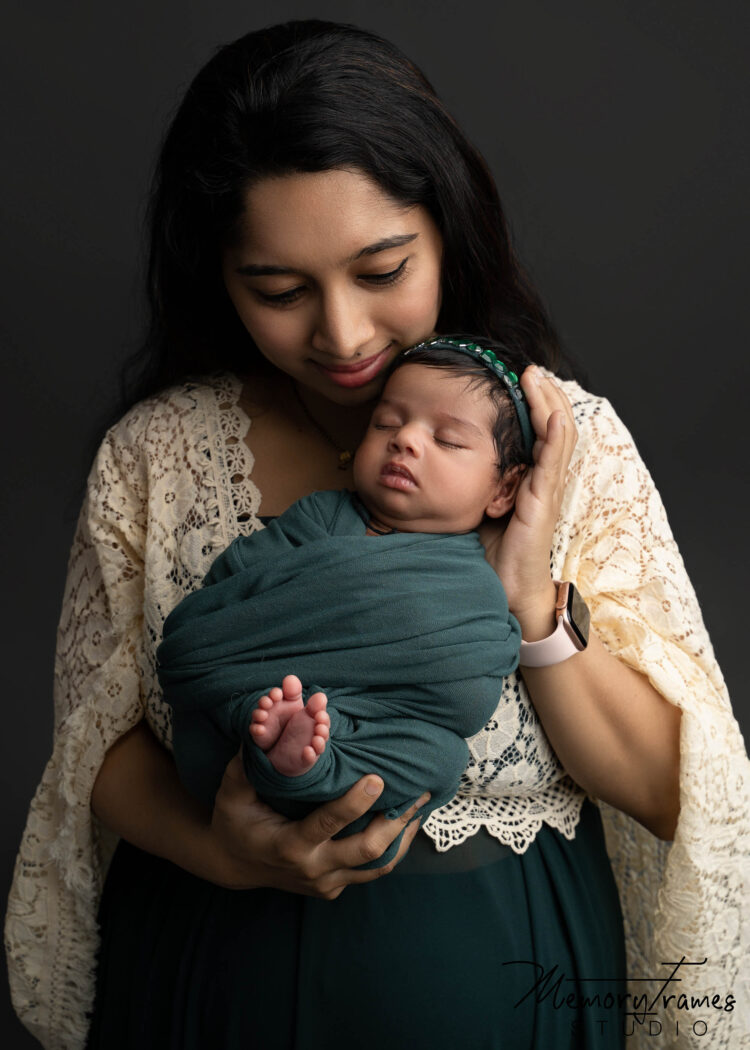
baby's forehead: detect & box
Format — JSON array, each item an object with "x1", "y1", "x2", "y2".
[
  {"x1": 385, "y1": 362, "x2": 472, "y2": 390},
  {"x1": 380, "y1": 365, "x2": 489, "y2": 407},
  {"x1": 376, "y1": 368, "x2": 494, "y2": 434}
]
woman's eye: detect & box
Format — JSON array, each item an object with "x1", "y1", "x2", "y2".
[
  {"x1": 256, "y1": 285, "x2": 305, "y2": 306},
  {"x1": 361, "y1": 259, "x2": 408, "y2": 286}
]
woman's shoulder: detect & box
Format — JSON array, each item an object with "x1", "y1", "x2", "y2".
[
  {"x1": 556, "y1": 375, "x2": 616, "y2": 425},
  {"x1": 85, "y1": 373, "x2": 248, "y2": 510},
  {"x1": 551, "y1": 375, "x2": 661, "y2": 543},
  {"x1": 554, "y1": 375, "x2": 640, "y2": 459},
  {"x1": 108, "y1": 372, "x2": 243, "y2": 445}
]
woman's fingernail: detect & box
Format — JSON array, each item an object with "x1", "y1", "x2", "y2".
[{"x1": 365, "y1": 777, "x2": 383, "y2": 797}]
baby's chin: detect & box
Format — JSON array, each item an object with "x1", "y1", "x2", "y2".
[{"x1": 362, "y1": 504, "x2": 476, "y2": 535}]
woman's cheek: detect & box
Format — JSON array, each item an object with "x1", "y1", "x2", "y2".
[
  {"x1": 391, "y1": 274, "x2": 442, "y2": 337},
  {"x1": 234, "y1": 301, "x2": 302, "y2": 353}
]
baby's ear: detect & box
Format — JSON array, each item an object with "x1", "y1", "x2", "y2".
[{"x1": 484, "y1": 465, "x2": 525, "y2": 519}]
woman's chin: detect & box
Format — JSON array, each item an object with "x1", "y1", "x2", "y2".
[{"x1": 303, "y1": 374, "x2": 388, "y2": 409}]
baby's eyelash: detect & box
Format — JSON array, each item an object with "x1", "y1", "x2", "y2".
[{"x1": 435, "y1": 438, "x2": 464, "y2": 449}]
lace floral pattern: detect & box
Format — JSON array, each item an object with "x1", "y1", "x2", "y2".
[
  {"x1": 5, "y1": 373, "x2": 749, "y2": 1049},
  {"x1": 424, "y1": 673, "x2": 586, "y2": 852}
]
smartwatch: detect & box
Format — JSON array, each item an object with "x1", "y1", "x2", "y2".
[{"x1": 518, "y1": 581, "x2": 590, "y2": 668}]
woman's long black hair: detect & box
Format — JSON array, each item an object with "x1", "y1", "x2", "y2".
[{"x1": 122, "y1": 19, "x2": 571, "y2": 410}]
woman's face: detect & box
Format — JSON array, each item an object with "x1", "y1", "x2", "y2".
[{"x1": 222, "y1": 169, "x2": 443, "y2": 405}]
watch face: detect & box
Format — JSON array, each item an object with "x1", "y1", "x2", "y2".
[{"x1": 567, "y1": 585, "x2": 590, "y2": 647}]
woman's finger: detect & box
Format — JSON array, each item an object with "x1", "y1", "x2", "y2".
[
  {"x1": 521, "y1": 368, "x2": 573, "y2": 437},
  {"x1": 520, "y1": 367, "x2": 552, "y2": 439},
  {"x1": 320, "y1": 818, "x2": 425, "y2": 898},
  {"x1": 317, "y1": 791, "x2": 430, "y2": 870},
  {"x1": 294, "y1": 775, "x2": 385, "y2": 848},
  {"x1": 520, "y1": 368, "x2": 577, "y2": 476},
  {"x1": 308, "y1": 802, "x2": 426, "y2": 894},
  {"x1": 214, "y1": 752, "x2": 263, "y2": 818}
]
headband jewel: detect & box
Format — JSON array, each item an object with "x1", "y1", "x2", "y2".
[{"x1": 401, "y1": 337, "x2": 535, "y2": 459}]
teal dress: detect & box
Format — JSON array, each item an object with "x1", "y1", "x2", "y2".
[
  {"x1": 87, "y1": 801, "x2": 625, "y2": 1049},
  {"x1": 88, "y1": 503, "x2": 626, "y2": 1048}
]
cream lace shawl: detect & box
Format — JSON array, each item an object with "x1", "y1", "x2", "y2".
[{"x1": 5, "y1": 373, "x2": 749, "y2": 1049}]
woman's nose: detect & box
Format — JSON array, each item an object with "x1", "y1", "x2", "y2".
[{"x1": 310, "y1": 288, "x2": 376, "y2": 359}]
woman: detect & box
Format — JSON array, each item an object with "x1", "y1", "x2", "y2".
[{"x1": 6, "y1": 19, "x2": 748, "y2": 1050}]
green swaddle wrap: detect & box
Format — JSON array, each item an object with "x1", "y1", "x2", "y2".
[{"x1": 158, "y1": 490, "x2": 520, "y2": 866}]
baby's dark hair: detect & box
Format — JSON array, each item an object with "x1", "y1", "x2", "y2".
[{"x1": 387, "y1": 337, "x2": 534, "y2": 475}]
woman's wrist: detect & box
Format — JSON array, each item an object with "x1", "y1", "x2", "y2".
[{"x1": 511, "y1": 580, "x2": 558, "y2": 641}]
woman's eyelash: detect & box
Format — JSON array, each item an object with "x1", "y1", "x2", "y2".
[
  {"x1": 361, "y1": 259, "x2": 408, "y2": 285},
  {"x1": 257, "y1": 286, "x2": 305, "y2": 305},
  {"x1": 257, "y1": 258, "x2": 408, "y2": 306}
]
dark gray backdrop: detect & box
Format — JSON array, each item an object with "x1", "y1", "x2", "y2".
[{"x1": 3, "y1": 2, "x2": 748, "y2": 1046}]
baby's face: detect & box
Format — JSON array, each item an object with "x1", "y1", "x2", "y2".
[{"x1": 353, "y1": 364, "x2": 516, "y2": 533}]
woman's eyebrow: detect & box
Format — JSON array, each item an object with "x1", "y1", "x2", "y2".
[
  {"x1": 235, "y1": 262, "x2": 296, "y2": 276},
  {"x1": 350, "y1": 232, "x2": 419, "y2": 260},
  {"x1": 235, "y1": 233, "x2": 419, "y2": 276}
]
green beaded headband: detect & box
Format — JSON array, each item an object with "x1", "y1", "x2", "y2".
[{"x1": 401, "y1": 337, "x2": 535, "y2": 460}]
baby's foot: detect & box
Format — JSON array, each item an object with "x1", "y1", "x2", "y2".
[
  {"x1": 250, "y1": 675, "x2": 305, "y2": 751},
  {"x1": 266, "y1": 691, "x2": 330, "y2": 777}
]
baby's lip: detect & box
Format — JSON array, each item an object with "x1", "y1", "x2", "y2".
[{"x1": 381, "y1": 461, "x2": 417, "y2": 484}]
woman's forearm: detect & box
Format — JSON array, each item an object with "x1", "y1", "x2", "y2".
[
  {"x1": 90, "y1": 719, "x2": 426, "y2": 895},
  {"x1": 90, "y1": 721, "x2": 235, "y2": 883},
  {"x1": 485, "y1": 372, "x2": 682, "y2": 841},
  {"x1": 519, "y1": 611, "x2": 682, "y2": 839}
]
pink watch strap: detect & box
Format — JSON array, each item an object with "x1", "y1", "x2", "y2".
[{"x1": 518, "y1": 616, "x2": 581, "y2": 667}]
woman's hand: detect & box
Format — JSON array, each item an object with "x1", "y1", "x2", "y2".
[
  {"x1": 479, "y1": 366, "x2": 577, "y2": 639},
  {"x1": 92, "y1": 722, "x2": 425, "y2": 898},
  {"x1": 206, "y1": 754, "x2": 427, "y2": 897},
  {"x1": 477, "y1": 369, "x2": 681, "y2": 839}
]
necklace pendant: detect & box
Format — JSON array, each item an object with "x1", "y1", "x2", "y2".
[{"x1": 338, "y1": 449, "x2": 353, "y2": 470}]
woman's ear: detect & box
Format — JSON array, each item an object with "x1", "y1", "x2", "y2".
[{"x1": 484, "y1": 465, "x2": 525, "y2": 519}]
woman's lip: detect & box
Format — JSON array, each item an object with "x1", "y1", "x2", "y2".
[{"x1": 313, "y1": 346, "x2": 393, "y2": 388}]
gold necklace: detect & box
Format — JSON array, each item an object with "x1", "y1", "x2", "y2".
[{"x1": 291, "y1": 382, "x2": 353, "y2": 470}]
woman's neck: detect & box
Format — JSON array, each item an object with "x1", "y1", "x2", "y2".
[
  {"x1": 240, "y1": 371, "x2": 375, "y2": 446},
  {"x1": 291, "y1": 381, "x2": 374, "y2": 453}
]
